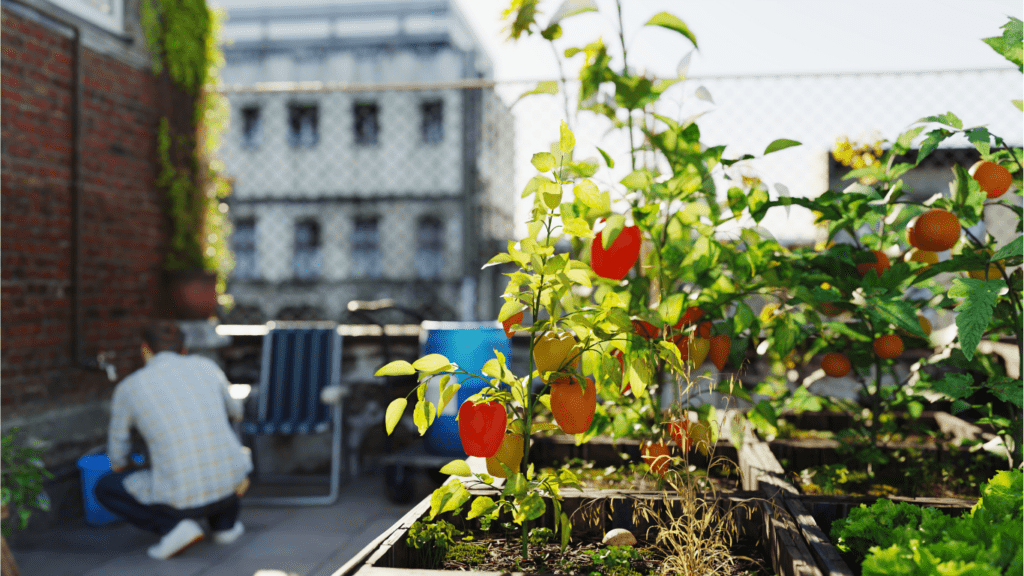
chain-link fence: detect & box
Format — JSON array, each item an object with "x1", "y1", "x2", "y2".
[{"x1": 215, "y1": 68, "x2": 1022, "y2": 324}]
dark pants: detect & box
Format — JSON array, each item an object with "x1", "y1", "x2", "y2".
[{"x1": 94, "y1": 471, "x2": 240, "y2": 536}]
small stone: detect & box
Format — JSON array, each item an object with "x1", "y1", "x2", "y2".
[{"x1": 602, "y1": 528, "x2": 636, "y2": 547}]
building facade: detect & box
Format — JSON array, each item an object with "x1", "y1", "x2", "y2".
[{"x1": 216, "y1": 0, "x2": 515, "y2": 324}]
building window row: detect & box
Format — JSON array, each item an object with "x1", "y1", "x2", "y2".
[
  {"x1": 230, "y1": 217, "x2": 445, "y2": 281},
  {"x1": 239, "y1": 100, "x2": 444, "y2": 149}
]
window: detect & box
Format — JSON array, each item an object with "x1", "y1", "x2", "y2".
[
  {"x1": 352, "y1": 217, "x2": 382, "y2": 278},
  {"x1": 293, "y1": 220, "x2": 322, "y2": 281},
  {"x1": 231, "y1": 219, "x2": 259, "y2": 280},
  {"x1": 288, "y1": 104, "x2": 319, "y2": 147},
  {"x1": 49, "y1": 0, "x2": 123, "y2": 33},
  {"x1": 416, "y1": 217, "x2": 444, "y2": 279},
  {"x1": 354, "y1": 103, "x2": 379, "y2": 146},
  {"x1": 241, "y1": 106, "x2": 261, "y2": 148},
  {"x1": 421, "y1": 101, "x2": 443, "y2": 144}
]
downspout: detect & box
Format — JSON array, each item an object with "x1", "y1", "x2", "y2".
[
  {"x1": 70, "y1": 20, "x2": 84, "y2": 373},
  {"x1": 460, "y1": 49, "x2": 481, "y2": 321}
]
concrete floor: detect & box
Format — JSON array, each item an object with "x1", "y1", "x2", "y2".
[{"x1": 6, "y1": 469, "x2": 439, "y2": 576}]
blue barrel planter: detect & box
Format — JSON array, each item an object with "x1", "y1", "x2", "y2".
[
  {"x1": 421, "y1": 321, "x2": 512, "y2": 456},
  {"x1": 77, "y1": 453, "x2": 145, "y2": 526}
]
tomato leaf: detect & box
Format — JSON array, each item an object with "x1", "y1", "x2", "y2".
[
  {"x1": 870, "y1": 297, "x2": 925, "y2": 337},
  {"x1": 413, "y1": 354, "x2": 454, "y2": 374},
  {"x1": 764, "y1": 139, "x2": 802, "y2": 155},
  {"x1": 439, "y1": 459, "x2": 473, "y2": 477},
  {"x1": 375, "y1": 360, "x2": 416, "y2": 377},
  {"x1": 929, "y1": 373, "x2": 975, "y2": 400},
  {"x1": 948, "y1": 278, "x2": 1005, "y2": 360},
  {"x1": 992, "y1": 236, "x2": 1023, "y2": 262},
  {"x1": 987, "y1": 377, "x2": 1023, "y2": 408},
  {"x1": 385, "y1": 398, "x2": 407, "y2": 436}
]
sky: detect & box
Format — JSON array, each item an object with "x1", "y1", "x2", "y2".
[
  {"x1": 454, "y1": 0, "x2": 1022, "y2": 80},
  {"x1": 210, "y1": 0, "x2": 1023, "y2": 80}
]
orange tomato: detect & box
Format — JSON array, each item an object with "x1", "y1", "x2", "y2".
[
  {"x1": 821, "y1": 352, "x2": 851, "y2": 378},
  {"x1": 970, "y1": 160, "x2": 1013, "y2": 199},
  {"x1": 549, "y1": 376, "x2": 596, "y2": 434},
  {"x1": 857, "y1": 250, "x2": 891, "y2": 277},
  {"x1": 873, "y1": 334, "x2": 904, "y2": 359},
  {"x1": 909, "y1": 210, "x2": 960, "y2": 252}
]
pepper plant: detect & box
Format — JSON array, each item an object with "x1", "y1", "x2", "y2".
[{"x1": 378, "y1": 0, "x2": 806, "y2": 561}]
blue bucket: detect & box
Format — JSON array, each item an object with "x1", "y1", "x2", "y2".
[
  {"x1": 78, "y1": 453, "x2": 144, "y2": 526},
  {"x1": 421, "y1": 321, "x2": 512, "y2": 456}
]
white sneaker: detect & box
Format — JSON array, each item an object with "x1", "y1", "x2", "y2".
[
  {"x1": 212, "y1": 521, "x2": 244, "y2": 545},
  {"x1": 147, "y1": 519, "x2": 205, "y2": 560}
]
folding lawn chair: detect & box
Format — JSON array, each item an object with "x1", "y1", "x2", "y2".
[{"x1": 241, "y1": 322, "x2": 347, "y2": 505}]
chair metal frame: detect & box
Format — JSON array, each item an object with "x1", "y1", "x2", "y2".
[{"x1": 242, "y1": 322, "x2": 346, "y2": 506}]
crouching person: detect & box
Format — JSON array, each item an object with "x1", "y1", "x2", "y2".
[{"x1": 95, "y1": 320, "x2": 253, "y2": 559}]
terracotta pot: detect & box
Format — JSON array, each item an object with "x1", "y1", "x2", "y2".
[{"x1": 167, "y1": 270, "x2": 218, "y2": 320}]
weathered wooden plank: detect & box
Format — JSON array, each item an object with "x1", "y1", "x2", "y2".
[
  {"x1": 785, "y1": 496, "x2": 854, "y2": 576},
  {"x1": 760, "y1": 500, "x2": 821, "y2": 576}
]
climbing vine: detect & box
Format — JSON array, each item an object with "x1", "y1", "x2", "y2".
[{"x1": 142, "y1": 0, "x2": 234, "y2": 303}]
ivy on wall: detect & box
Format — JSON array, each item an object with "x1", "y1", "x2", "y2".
[{"x1": 141, "y1": 0, "x2": 234, "y2": 303}]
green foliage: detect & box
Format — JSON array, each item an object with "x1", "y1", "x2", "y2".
[
  {"x1": 144, "y1": 1, "x2": 234, "y2": 299},
  {"x1": 406, "y1": 519, "x2": 461, "y2": 569},
  {"x1": 982, "y1": 16, "x2": 1023, "y2": 72},
  {"x1": 582, "y1": 544, "x2": 645, "y2": 575},
  {"x1": 1, "y1": 428, "x2": 53, "y2": 536},
  {"x1": 831, "y1": 470, "x2": 1023, "y2": 575}
]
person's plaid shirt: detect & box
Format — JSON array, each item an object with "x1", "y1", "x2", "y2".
[{"x1": 107, "y1": 352, "x2": 253, "y2": 509}]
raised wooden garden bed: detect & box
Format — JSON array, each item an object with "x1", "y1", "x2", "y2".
[
  {"x1": 752, "y1": 410, "x2": 1005, "y2": 499},
  {"x1": 737, "y1": 417, "x2": 983, "y2": 576},
  {"x1": 332, "y1": 479, "x2": 848, "y2": 576}
]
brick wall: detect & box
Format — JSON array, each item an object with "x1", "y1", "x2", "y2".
[{"x1": 1, "y1": 5, "x2": 185, "y2": 466}]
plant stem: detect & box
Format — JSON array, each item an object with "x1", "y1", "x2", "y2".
[{"x1": 614, "y1": 0, "x2": 636, "y2": 172}]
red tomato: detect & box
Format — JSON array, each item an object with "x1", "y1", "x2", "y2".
[
  {"x1": 457, "y1": 401, "x2": 506, "y2": 458},
  {"x1": 591, "y1": 226, "x2": 642, "y2": 280}
]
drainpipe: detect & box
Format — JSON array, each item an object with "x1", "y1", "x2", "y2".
[
  {"x1": 460, "y1": 49, "x2": 481, "y2": 321},
  {"x1": 69, "y1": 19, "x2": 85, "y2": 374}
]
